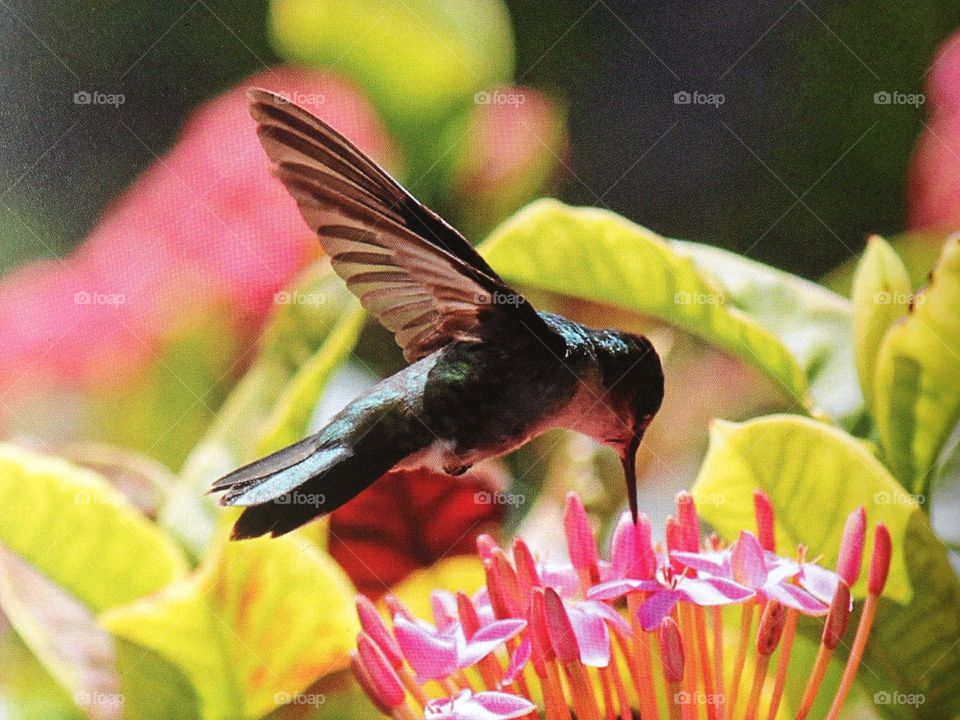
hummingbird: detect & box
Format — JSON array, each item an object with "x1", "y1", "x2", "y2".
[{"x1": 212, "y1": 89, "x2": 664, "y2": 539}]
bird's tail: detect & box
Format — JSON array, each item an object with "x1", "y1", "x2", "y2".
[{"x1": 211, "y1": 422, "x2": 426, "y2": 540}]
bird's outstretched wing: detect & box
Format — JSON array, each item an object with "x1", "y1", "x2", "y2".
[{"x1": 249, "y1": 88, "x2": 560, "y2": 361}]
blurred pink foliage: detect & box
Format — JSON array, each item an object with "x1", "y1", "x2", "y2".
[
  {"x1": 908, "y1": 30, "x2": 960, "y2": 230},
  {"x1": 449, "y1": 86, "x2": 565, "y2": 236},
  {"x1": 0, "y1": 66, "x2": 395, "y2": 460}
]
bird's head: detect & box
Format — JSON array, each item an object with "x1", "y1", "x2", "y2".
[{"x1": 593, "y1": 330, "x2": 664, "y2": 522}]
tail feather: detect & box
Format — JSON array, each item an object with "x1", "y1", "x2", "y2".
[
  {"x1": 209, "y1": 433, "x2": 321, "y2": 491},
  {"x1": 211, "y1": 372, "x2": 435, "y2": 539},
  {"x1": 220, "y1": 445, "x2": 351, "y2": 506},
  {"x1": 227, "y1": 446, "x2": 399, "y2": 539}
]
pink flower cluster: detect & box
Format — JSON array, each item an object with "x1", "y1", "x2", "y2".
[{"x1": 351, "y1": 490, "x2": 891, "y2": 720}]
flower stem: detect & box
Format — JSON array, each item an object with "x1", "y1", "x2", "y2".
[
  {"x1": 565, "y1": 661, "x2": 603, "y2": 720},
  {"x1": 694, "y1": 605, "x2": 719, "y2": 720},
  {"x1": 727, "y1": 602, "x2": 756, "y2": 716},
  {"x1": 825, "y1": 593, "x2": 878, "y2": 719},
  {"x1": 743, "y1": 654, "x2": 771, "y2": 720},
  {"x1": 765, "y1": 609, "x2": 798, "y2": 720},
  {"x1": 545, "y1": 659, "x2": 573, "y2": 720},
  {"x1": 627, "y1": 593, "x2": 663, "y2": 720},
  {"x1": 712, "y1": 606, "x2": 726, "y2": 718}
]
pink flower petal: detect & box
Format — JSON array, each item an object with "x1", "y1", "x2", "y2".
[
  {"x1": 797, "y1": 563, "x2": 841, "y2": 606},
  {"x1": 543, "y1": 588, "x2": 580, "y2": 663},
  {"x1": 670, "y1": 550, "x2": 727, "y2": 576},
  {"x1": 433, "y1": 590, "x2": 460, "y2": 634},
  {"x1": 568, "y1": 603, "x2": 611, "y2": 667},
  {"x1": 638, "y1": 589, "x2": 683, "y2": 631},
  {"x1": 355, "y1": 596, "x2": 403, "y2": 669},
  {"x1": 730, "y1": 531, "x2": 768, "y2": 589},
  {"x1": 680, "y1": 577, "x2": 755, "y2": 607},
  {"x1": 356, "y1": 633, "x2": 406, "y2": 709},
  {"x1": 393, "y1": 616, "x2": 457, "y2": 682},
  {"x1": 538, "y1": 563, "x2": 581, "y2": 598},
  {"x1": 837, "y1": 507, "x2": 867, "y2": 587},
  {"x1": 425, "y1": 690, "x2": 536, "y2": 720},
  {"x1": 564, "y1": 492, "x2": 599, "y2": 572},
  {"x1": 764, "y1": 581, "x2": 829, "y2": 616},
  {"x1": 586, "y1": 578, "x2": 655, "y2": 601},
  {"x1": 581, "y1": 600, "x2": 632, "y2": 638},
  {"x1": 501, "y1": 635, "x2": 531, "y2": 686},
  {"x1": 458, "y1": 619, "x2": 527, "y2": 668}
]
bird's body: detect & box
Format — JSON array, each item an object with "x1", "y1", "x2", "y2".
[{"x1": 213, "y1": 90, "x2": 663, "y2": 538}]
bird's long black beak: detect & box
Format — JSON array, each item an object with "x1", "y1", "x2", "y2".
[{"x1": 620, "y1": 433, "x2": 642, "y2": 523}]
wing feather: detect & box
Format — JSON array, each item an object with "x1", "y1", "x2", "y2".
[{"x1": 248, "y1": 88, "x2": 560, "y2": 360}]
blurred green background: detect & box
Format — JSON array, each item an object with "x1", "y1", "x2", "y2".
[{"x1": 2, "y1": 0, "x2": 958, "y2": 277}]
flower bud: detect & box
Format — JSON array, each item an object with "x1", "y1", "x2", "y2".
[
  {"x1": 822, "y1": 582, "x2": 852, "y2": 650},
  {"x1": 756, "y1": 600, "x2": 787, "y2": 656},
  {"x1": 753, "y1": 489, "x2": 776, "y2": 552},
  {"x1": 658, "y1": 617, "x2": 685, "y2": 683},
  {"x1": 564, "y1": 492, "x2": 599, "y2": 572},
  {"x1": 356, "y1": 595, "x2": 402, "y2": 669},
  {"x1": 837, "y1": 507, "x2": 866, "y2": 586},
  {"x1": 355, "y1": 632, "x2": 406, "y2": 711},
  {"x1": 868, "y1": 523, "x2": 892, "y2": 596}
]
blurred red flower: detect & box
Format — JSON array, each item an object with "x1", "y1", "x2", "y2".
[
  {"x1": 328, "y1": 467, "x2": 506, "y2": 598},
  {"x1": 0, "y1": 66, "x2": 397, "y2": 464},
  {"x1": 908, "y1": 31, "x2": 960, "y2": 230}
]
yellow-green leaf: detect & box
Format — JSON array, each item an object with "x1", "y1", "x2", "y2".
[
  {"x1": 0, "y1": 549, "x2": 121, "y2": 720},
  {"x1": 676, "y1": 240, "x2": 858, "y2": 425},
  {"x1": 852, "y1": 236, "x2": 912, "y2": 415},
  {"x1": 161, "y1": 264, "x2": 362, "y2": 555},
  {"x1": 692, "y1": 415, "x2": 960, "y2": 717},
  {"x1": 256, "y1": 306, "x2": 365, "y2": 456},
  {"x1": 692, "y1": 415, "x2": 913, "y2": 601},
  {"x1": 0, "y1": 444, "x2": 186, "y2": 612},
  {"x1": 480, "y1": 200, "x2": 811, "y2": 412},
  {"x1": 269, "y1": 0, "x2": 514, "y2": 134},
  {"x1": 874, "y1": 237, "x2": 960, "y2": 494},
  {"x1": 100, "y1": 533, "x2": 359, "y2": 720}
]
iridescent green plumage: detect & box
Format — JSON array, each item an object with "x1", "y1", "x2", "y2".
[{"x1": 212, "y1": 91, "x2": 663, "y2": 538}]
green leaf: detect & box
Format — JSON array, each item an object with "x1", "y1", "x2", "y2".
[
  {"x1": 255, "y1": 306, "x2": 365, "y2": 456},
  {"x1": 0, "y1": 549, "x2": 121, "y2": 720},
  {"x1": 851, "y1": 236, "x2": 912, "y2": 416},
  {"x1": 692, "y1": 414, "x2": 960, "y2": 717},
  {"x1": 100, "y1": 533, "x2": 359, "y2": 720},
  {"x1": 0, "y1": 444, "x2": 187, "y2": 612},
  {"x1": 161, "y1": 264, "x2": 363, "y2": 555},
  {"x1": 268, "y1": 0, "x2": 514, "y2": 134},
  {"x1": 480, "y1": 200, "x2": 812, "y2": 412},
  {"x1": 0, "y1": 629, "x2": 85, "y2": 720},
  {"x1": 874, "y1": 237, "x2": 960, "y2": 495},
  {"x1": 675, "y1": 240, "x2": 859, "y2": 426}
]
